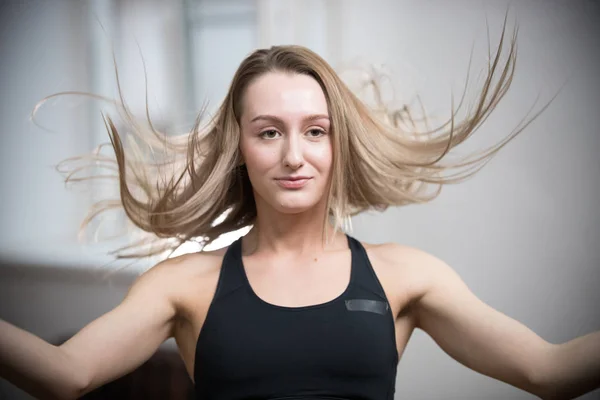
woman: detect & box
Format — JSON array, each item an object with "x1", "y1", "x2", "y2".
[{"x1": 1, "y1": 26, "x2": 599, "y2": 399}]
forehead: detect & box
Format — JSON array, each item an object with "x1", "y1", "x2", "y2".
[{"x1": 242, "y1": 72, "x2": 329, "y2": 121}]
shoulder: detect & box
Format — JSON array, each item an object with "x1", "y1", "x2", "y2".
[
  {"x1": 362, "y1": 241, "x2": 459, "y2": 301},
  {"x1": 362, "y1": 241, "x2": 441, "y2": 273},
  {"x1": 134, "y1": 247, "x2": 226, "y2": 285},
  {"x1": 129, "y1": 247, "x2": 229, "y2": 312}
]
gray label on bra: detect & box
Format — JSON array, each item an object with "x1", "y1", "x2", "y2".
[{"x1": 345, "y1": 299, "x2": 389, "y2": 315}]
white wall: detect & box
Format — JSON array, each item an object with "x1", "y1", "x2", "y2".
[
  {"x1": 1, "y1": 0, "x2": 599, "y2": 399},
  {"x1": 0, "y1": 0, "x2": 186, "y2": 269},
  {"x1": 0, "y1": 0, "x2": 92, "y2": 266}
]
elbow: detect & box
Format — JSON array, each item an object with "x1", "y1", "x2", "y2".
[
  {"x1": 67, "y1": 382, "x2": 90, "y2": 400},
  {"x1": 52, "y1": 376, "x2": 90, "y2": 400},
  {"x1": 28, "y1": 382, "x2": 88, "y2": 400},
  {"x1": 528, "y1": 380, "x2": 579, "y2": 400},
  {"x1": 54, "y1": 348, "x2": 93, "y2": 400},
  {"x1": 527, "y1": 382, "x2": 556, "y2": 400},
  {"x1": 45, "y1": 374, "x2": 90, "y2": 400},
  {"x1": 530, "y1": 388, "x2": 567, "y2": 400},
  {"x1": 67, "y1": 367, "x2": 93, "y2": 400},
  {"x1": 526, "y1": 369, "x2": 549, "y2": 400},
  {"x1": 522, "y1": 375, "x2": 550, "y2": 400},
  {"x1": 526, "y1": 344, "x2": 563, "y2": 400}
]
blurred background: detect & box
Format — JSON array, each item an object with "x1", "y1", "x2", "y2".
[{"x1": 1, "y1": 0, "x2": 599, "y2": 399}]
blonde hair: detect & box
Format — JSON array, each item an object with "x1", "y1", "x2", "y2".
[{"x1": 40, "y1": 23, "x2": 548, "y2": 259}]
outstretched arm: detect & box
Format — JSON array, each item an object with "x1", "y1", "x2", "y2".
[
  {"x1": 411, "y1": 250, "x2": 600, "y2": 399},
  {"x1": 0, "y1": 257, "x2": 186, "y2": 399}
]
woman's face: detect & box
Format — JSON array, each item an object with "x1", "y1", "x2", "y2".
[{"x1": 239, "y1": 72, "x2": 333, "y2": 215}]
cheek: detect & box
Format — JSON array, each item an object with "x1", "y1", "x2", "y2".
[
  {"x1": 240, "y1": 141, "x2": 277, "y2": 171},
  {"x1": 310, "y1": 141, "x2": 333, "y2": 171}
]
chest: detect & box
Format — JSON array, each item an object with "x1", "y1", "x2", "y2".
[
  {"x1": 241, "y1": 250, "x2": 353, "y2": 308},
  {"x1": 193, "y1": 283, "x2": 398, "y2": 399},
  {"x1": 174, "y1": 245, "x2": 417, "y2": 382},
  {"x1": 197, "y1": 295, "x2": 397, "y2": 378}
]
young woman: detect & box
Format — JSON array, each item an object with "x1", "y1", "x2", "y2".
[{"x1": 1, "y1": 28, "x2": 599, "y2": 400}]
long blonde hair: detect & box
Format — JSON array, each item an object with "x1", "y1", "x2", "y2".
[{"x1": 41, "y1": 22, "x2": 548, "y2": 259}]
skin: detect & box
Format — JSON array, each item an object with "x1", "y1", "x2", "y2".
[{"x1": 5, "y1": 71, "x2": 598, "y2": 399}]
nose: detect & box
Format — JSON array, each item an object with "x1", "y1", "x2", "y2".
[{"x1": 282, "y1": 133, "x2": 304, "y2": 170}]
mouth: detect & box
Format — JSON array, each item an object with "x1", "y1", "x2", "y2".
[{"x1": 275, "y1": 177, "x2": 312, "y2": 189}]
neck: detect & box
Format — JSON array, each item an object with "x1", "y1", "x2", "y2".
[{"x1": 243, "y1": 199, "x2": 346, "y2": 257}]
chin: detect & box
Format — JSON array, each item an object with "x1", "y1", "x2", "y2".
[
  {"x1": 273, "y1": 195, "x2": 322, "y2": 214},
  {"x1": 274, "y1": 203, "x2": 315, "y2": 214}
]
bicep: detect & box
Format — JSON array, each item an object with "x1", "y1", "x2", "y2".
[
  {"x1": 59, "y1": 262, "x2": 179, "y2": 394},
  {"x1": 413, "y1": 254, "x2": 551, "y2": 393}
]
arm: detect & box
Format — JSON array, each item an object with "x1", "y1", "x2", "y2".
[
  {"x1": 0, "y1": 257, "x2": 185, "y2": 400},
  {"x1": 0, "y1": 320, "x2": 86, "y2": 400},
  {"x1": 541, "y1": 331, "x2": 600, "y2": 399},
  {"x1": 409, "y1": 249, "x2": 599, "y2": 399}
]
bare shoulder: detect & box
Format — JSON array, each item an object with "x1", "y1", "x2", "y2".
[
  {"x1": 131, "y1": 247, "x2": 228, "y2": 318},
  {"x1": 132, "y1": 248, "x2": 224, "y2": 286},
  {"x1": 361, "y1": 241, "x2": 456, "y2": 302},
  {"x1": 146, "y1": 247, "x2": 227, "y2": 280},
  {"x1": 361, "y1": 241, "x2": 436, "y2": 274}
]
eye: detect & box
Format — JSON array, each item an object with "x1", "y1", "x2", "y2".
[
  {"x1": 307, "y1": 128, "x2": 326, "y2": 138},
  {"x1": 259, "y1": 129, "x2": 280, "y2": 139}
]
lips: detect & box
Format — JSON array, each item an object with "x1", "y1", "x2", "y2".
[
  {"x1": 275, "y1": 176, "x2": 312, "y2": 189},
  {"x1": 276, "y1": 176, "x2": 311, "y2": 181}
]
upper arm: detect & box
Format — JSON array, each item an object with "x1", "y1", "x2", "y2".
[
  {"x1": 58, "y1": 257, "x2": 185, "y2": 395},
  {"x1": 410, "y1": 250, "x2": 552, "y2": 395}
]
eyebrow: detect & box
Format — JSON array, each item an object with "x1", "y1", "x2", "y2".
[{"x1": 249, "y1": 114, "x2": 330, "y2": 124}]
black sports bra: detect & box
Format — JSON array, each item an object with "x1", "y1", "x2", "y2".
[{"x1": 194, "y1": 235, "x2": 398, "y2": 399}]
